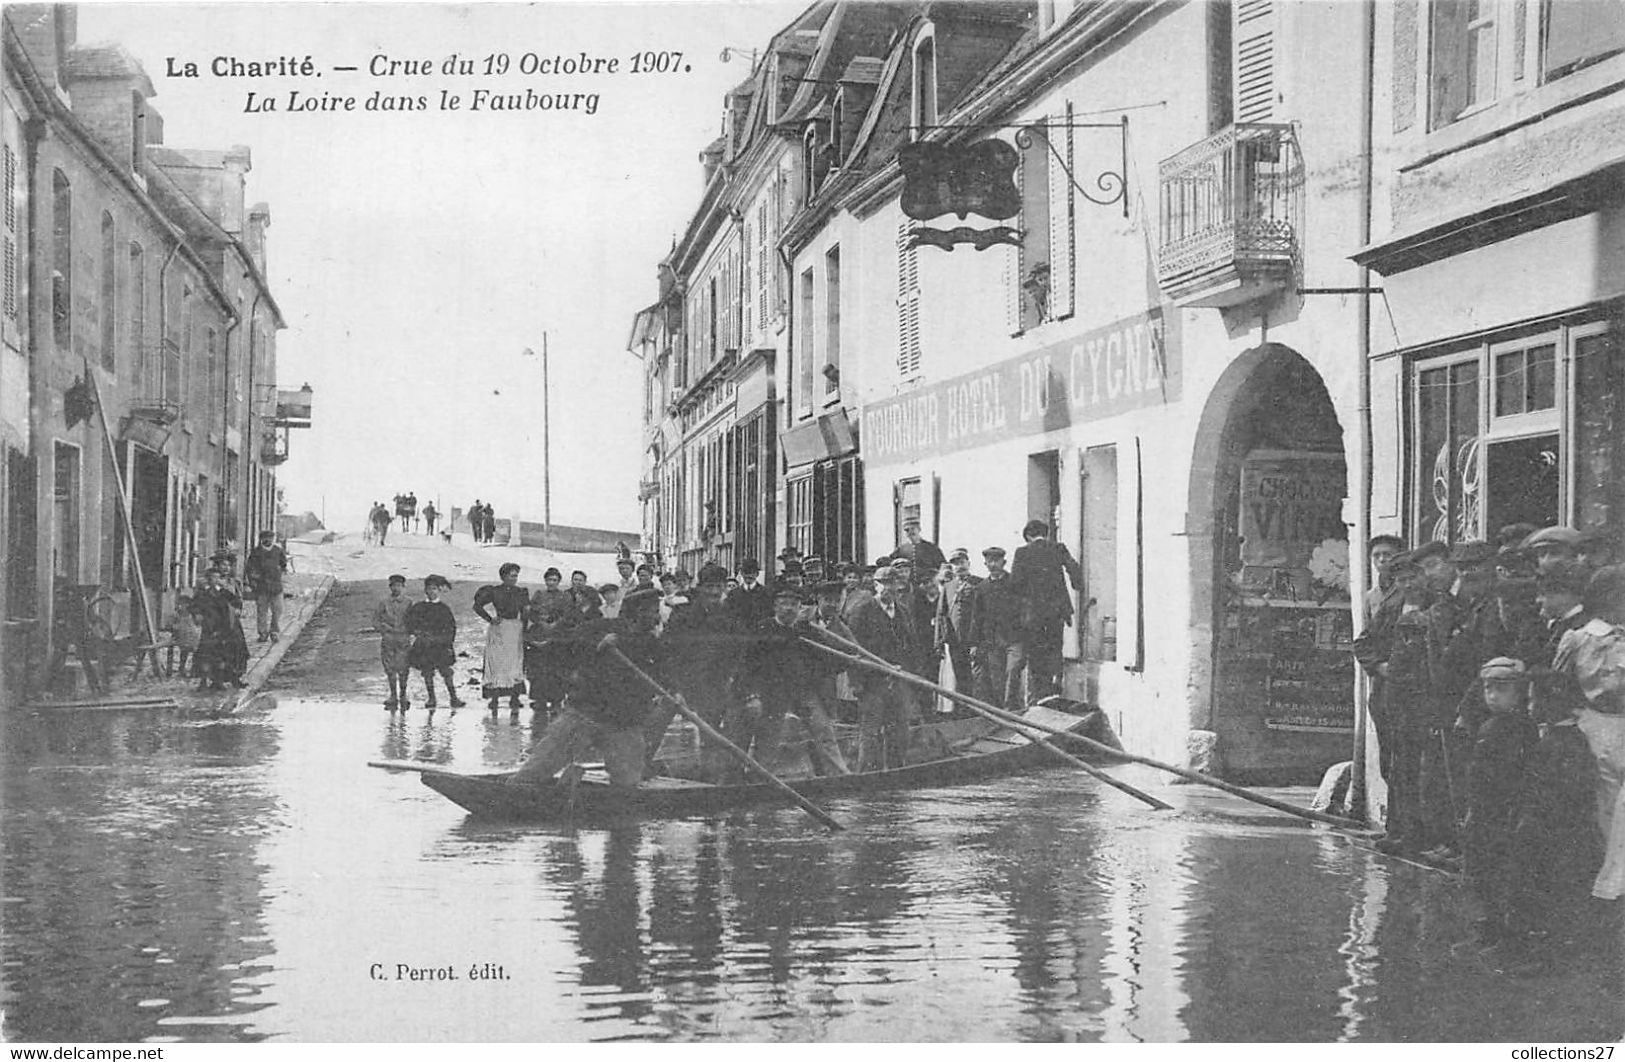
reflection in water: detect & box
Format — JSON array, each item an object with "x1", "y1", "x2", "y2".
[{"x1": 2, "y1": 701, "x2": 1620, "y2": 1042}]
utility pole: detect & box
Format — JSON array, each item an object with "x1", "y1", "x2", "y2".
[{"x1": 543, "y1": 331, "x2": 551, "y2": 534}]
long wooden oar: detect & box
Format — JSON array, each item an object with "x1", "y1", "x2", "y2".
[
  {"x1": 606, "y1": 647, "x2": 844, "y2": 833},
  {"x1": 799, "y1": 636, "x2": 1171, "y2": 811},
  {"x1": 808, "y1": 627, "x2": 1369, "y2": 832}
]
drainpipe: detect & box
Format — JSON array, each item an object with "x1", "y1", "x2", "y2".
[
  {"x1": 221, "y1": 296, "x2": 242, "y2": 547},
  {"x1": 242, "y1": 292, "x2": 262, "y2": 541},
  {"x1": 1351, "y1": 0, "x2": 1377, "y2": 820},
  {"x1": 21, "y1": 115, "x2": 46, "y2": 672}
]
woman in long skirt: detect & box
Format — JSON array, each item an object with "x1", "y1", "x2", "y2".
[{"x1": 474, "y1": 562, "x2": 528, "y2": 711}]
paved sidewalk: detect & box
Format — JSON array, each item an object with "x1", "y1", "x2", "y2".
[{"x1": 30, "y1": 572, "x2": 336, "y2": 708}]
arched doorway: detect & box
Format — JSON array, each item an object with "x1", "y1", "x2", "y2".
[{"x1": 1186, "y1": 344, "x2": 1352, "y2": 784}]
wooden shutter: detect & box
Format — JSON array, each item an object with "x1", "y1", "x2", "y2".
[
  {"x1": 1393, "y1": 0, "x2": 1419, "y2": 132},
  {"x1": 3, "y1": 144, "x2": 15, "y2": 321},
  {"x1": 1017, "y1": 124, "x2": 1051, "y2": 332},
  {"x1": 1048, "y1": 105, "x2": 1076, "y2": 320},
  {"x1": 757, "y1": 202, "x2": 769, "y2": 330},
  {"x1": 1233, "y1": 0, "x2": 1276, "y2": 123},
  {"x1": 896, "y1": 219, "x2": 921, "y2": 379}
]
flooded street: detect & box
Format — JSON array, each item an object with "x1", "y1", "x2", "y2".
[
  {"x1": 2, "y1": 564, "x2": 1620, "y2": 1043},
  {"x1": 4, "y1": 696, "x2": 1621, "y2": 1042}
]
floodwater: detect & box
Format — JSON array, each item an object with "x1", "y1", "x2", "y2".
[{"x1": 1, "y1": 698, "x2": 1619, "y2": 1043}]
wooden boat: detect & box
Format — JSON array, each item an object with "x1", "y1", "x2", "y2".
[{"x1": 375, "y1": 702, "x2": 1119, "y2": 822}]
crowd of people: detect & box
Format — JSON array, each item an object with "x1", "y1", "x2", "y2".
[
  {"x1": 372, "y1": 516, "x2": 1085, "y2": 788},
  {"x1": 363, "y1": 494, "x2": 443, "y2": 544},
  {"x1": 1352, "y1": 522, "x2": 1624, "y2": 960}
]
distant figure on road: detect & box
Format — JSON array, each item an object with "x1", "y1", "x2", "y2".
[
  {"x1": 480, "y1": 502, "x2": 497, "y2": 545},
  {"x1": 404, "y1": 492, "x2": 418, "y2": 532},
  {"x1": 370, "y1": 502, "x2": 392, "y2": 546},
  {"x1": 422, "y1": 502, "x2": 439, "y2": 536},
  {"x1": 469, "y1": 499, "x2": 485, "y2": 542}
]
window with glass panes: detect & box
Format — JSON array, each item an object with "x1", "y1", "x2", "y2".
[{"x1": 1412, "y1": 320, "x2": 1620, "y2": 543}]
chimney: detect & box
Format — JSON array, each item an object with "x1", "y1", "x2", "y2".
[{"x1": 246, "y1": 202, "x2": 271, "y2": 274}]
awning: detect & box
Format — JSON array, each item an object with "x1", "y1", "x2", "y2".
[{"x1": 781, "y1": 407, "x2": 858, "y2": 469}]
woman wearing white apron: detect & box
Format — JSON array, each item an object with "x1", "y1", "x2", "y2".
[{"x1": 474, "y1": 562, "x2": 529, "y2": 712}]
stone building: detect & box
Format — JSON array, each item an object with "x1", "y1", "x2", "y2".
[{"x1": 0, "y1": 5, "x2": 288, "y2": 702}]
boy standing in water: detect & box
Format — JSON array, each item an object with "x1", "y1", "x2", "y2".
[
  {"x1": 408, "y1": 575, "x2": 465, "y2": 709},
  {"x1": 375, "y1": 574, "x2": 414, "y2": 709}
]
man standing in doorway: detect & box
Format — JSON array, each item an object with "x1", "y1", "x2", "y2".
[
  {"x1": 1008, "y1": 519, "x2": 1083, "y2": 705},
  {"x1": 245, "y1": 530, "x2": 289, "y2": 643},
  {"x1": 894, "y1": 517, "x2": 946, "y2": 578}
]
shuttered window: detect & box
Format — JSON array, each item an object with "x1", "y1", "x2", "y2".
[
  {"x1": 3, "y1": 145, "x2": 15, "y2": 322},
  {"x1": 1233, "y1": 0, "x2": 1276, "y2": 123},
  {"x1": 1048, "y1": 104, "x2": 1076, "y2": 321},
  {"x1": 1008, "y1": 120, "x2": 1052, "y2": 335},
  {"x1": 756, "y1": 201, "x2": 769, "y2": 330},
  {"x1": 896, "y1": 220, "x2": 921, "y2": 379}
]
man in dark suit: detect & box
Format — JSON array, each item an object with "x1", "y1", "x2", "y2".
[
  {"x1": 894, "y1": 517, "x2": 946, "y2": 580},
  {"x1": 727, "y1": 556, "x2": 772, "y2": 628},
  {"x1": 844, "y1": 564, "x2": 920, "y2": 771},
  {"x1": 1008, "y1": 519, "x2": 1083, "y2": 705}
]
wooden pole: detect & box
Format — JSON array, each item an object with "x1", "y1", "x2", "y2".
[
  {"x1": 85, "y1": 363, "x2": 159, "y2": 647},
  {"x1": 607, "y1": 646, "x2": 844, "y2": 832},
  {"x1": 799, "y1": 637, "x2": 1172, "y2": 812},
  {"x1": 542, "y1": 332, "x2": 551, "y2": 534},
  {"x1": 808, "y1": 626, "x2": 1371, "y2": 832}
]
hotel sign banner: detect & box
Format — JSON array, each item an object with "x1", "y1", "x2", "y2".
[{"x1": 862, "y1": 307, "x2": 1182, "y2": 467}]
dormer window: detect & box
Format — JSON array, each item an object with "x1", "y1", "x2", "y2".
[
  {"x1": 912, "y1": 29, "x2": 938, "y2": 139},
  {"x1": 802, "y1": 123, "x2": 832, "y2": 200},
  {"x1": 831, "y1": 93, "x2": 845, "y2": 167}
]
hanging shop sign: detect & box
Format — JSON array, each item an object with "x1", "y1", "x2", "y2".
[
  {"x1": 862, "y1": 306, "x2": 1182, "y2": 467},
  {"x1": 898, "y1": 140, "x2": 1021, "y2": 222}
]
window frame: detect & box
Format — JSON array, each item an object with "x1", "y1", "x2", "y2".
[
  {"x1": 1486, "y1": 329, "x2": 1561, "y2": 435},
  {"x1": 1409, "y1": 319, "x2": 1615, "y2": 539},
  {"x1": 911, "y1": 28, "x2": 938, "y2": 140}
]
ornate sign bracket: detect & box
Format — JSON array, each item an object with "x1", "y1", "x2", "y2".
[{"x1": 918, "y1": 116, "x2": 1130, "y2": 219}]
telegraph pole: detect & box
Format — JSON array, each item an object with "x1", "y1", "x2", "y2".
[{"x1": 542, "y1": 331, "x2": 551, "y2": 534}]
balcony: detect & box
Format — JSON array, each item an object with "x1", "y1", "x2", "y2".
[
  {"x1": 260, "y1": 432, "x2": 288, "y2": 466},
  {"x1": 128, "y1": 340, "x2": 182, "y2": 424},
  {"x1": 1157, "y1": 123, "x2": 1302, "y2": 308}
]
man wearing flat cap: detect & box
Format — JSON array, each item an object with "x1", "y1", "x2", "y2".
[
  {"x1": 1522, "y1": 526, "x2": 1583, "y2": 580},
  {"x1": 934, "y1": 548, "x2": 982, "y2": 704},
  {"x1": 1354, "y1": 539, "x2": 1477, "y2": 857},
  {"x1": 844, "y1": 565, "x2": 922, "y2": 770},
  {"x1": 893, "y1": 517, "x2": 946, "y2": 583},
  {"x1": 966, "y1": 546, "x2": 1023, "y2": 708}
]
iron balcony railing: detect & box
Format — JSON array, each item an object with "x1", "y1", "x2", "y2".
[
  {"x1": 260, "y1": 431, "x2": 288, "y2": 466},
  {"x1": 130, "y1": 339, "x2": 183, "y2": 424},
  {"x1": 1157, "y1": 123, "x2": 1303, "y2": 297}
]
